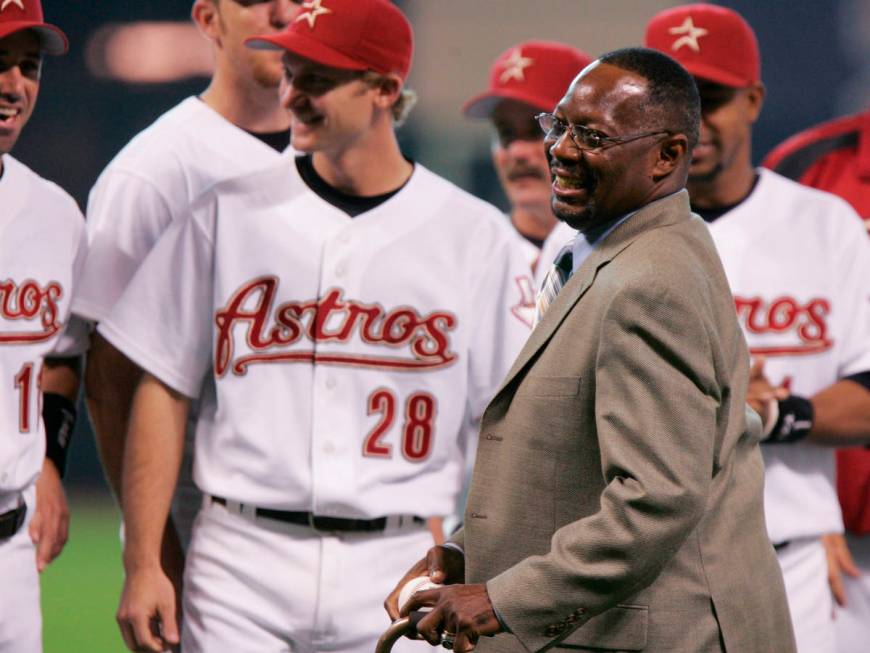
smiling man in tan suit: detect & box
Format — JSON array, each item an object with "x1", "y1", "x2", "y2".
[{"x1": 387, "y1": 47, "x2": 795, "y2": 653}]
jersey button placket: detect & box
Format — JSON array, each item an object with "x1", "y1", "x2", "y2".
[{"x1": 321, "y1": 377, "x2": 339, "y2": 460}]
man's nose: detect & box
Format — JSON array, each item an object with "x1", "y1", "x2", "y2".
[
  {"x1": 548, "y1": 130, "x2": 579, "y2": 163},
  {"x1": 272, "y1": 0, "x2": 297, "y2": 29},
  {"x1": 698, "y1": 112, "x2": 714, "y2": 135},
  {"x1": 281, "y1": 81, "x2": 306, "y2": 110},
  {"x1": 0, "y1": 67, "x2": 25, "y2": 100}
]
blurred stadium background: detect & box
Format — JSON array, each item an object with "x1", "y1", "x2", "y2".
[{"x1": 14, "y1": 1, "x2": 869, "y2": 650}]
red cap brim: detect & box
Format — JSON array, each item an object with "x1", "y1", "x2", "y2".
[
  {"x1": 680, "y1": 60, "x2": 751, "y2": 88},
  {"x1": 246, "y1": 32, "x2": 368, "y2": 73},
  {"x1": 0, "y1": 22, "x2": 68, "y2": 55},
  {"x1": 462, "y1": 88, "x2": 558, "y2": 119}
]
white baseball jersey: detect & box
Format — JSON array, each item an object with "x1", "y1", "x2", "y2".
[
  {"x1": 72, "y1": 97, "x2": 290, "y2": 548},
  {"x1": 0, "y1": 155, "x2": 86, "y2": 498},
  {"x1": 73, "y1": 96, "x2": 290, "y2": 323},
  {"x1": 707, "y1": 168, "x2": 870, "y2": 544},
  {"x1": 99, "y1": 158, "x2": 533, "y2": 518}
]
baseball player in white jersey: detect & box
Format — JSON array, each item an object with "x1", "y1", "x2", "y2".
[
  {"x1": 463, "y1": 41, "x2": 591, "y2": 296},
  {"x1": 102, "y1": 1, "x2": 532, "y2": 651},
  {"x1": 0, "y1": 3, "x2": 87, "y2": 651},
  {"x1": 73, "y1": 0, "x2": 296, "y2": 575},
  {"x1": 647, "y1": 6, "x2": 870, "y2": 652}
]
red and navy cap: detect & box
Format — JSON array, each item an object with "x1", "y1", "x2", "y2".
[
  {"x1": 246, "y1": 0, "x2": 413, "y2": 81},
  {"x1": 463, "y1": 41, "x2": 593, "y2": 118},
  {"x1": 0, "y1": 0, "x2": 67, "y2": 56},
  {"x1": 645, "y1": 3, "x2": 760, "y2": 88}
]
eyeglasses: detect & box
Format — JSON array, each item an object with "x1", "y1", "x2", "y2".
[{"x1": 535, "y1": 113, "x2": 669, "y2": 152}]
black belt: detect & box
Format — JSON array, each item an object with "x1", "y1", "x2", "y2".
[
  {"x1": 0, "y1": 502, "x2": 26, "y2": 540},
  {"x1": 211, "y1": 496, "x2": 424, "y2": 533}
]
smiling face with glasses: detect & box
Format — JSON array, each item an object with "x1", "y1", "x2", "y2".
[
  {"x1": 536, "y1": 113, "x2": 669, "y2": 152},
  {"x1": 544, "y1": 61, "x2": 686, "y2": 231}
]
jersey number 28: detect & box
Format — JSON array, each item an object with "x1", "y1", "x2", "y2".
[{"x1": 364, "y1": 388, "x2": 436, "y2": 462}]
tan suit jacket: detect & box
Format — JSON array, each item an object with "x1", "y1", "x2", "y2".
[{"x1": 455, "y1": 191, "x2": 795, "y2": 653}]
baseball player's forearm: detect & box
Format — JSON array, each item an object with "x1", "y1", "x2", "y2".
[
  {"x1": 808, "y1": 379, "x2": 870, "y2": 446},
  {"x1": 85, "y1": 332, "x2": 143, "y2": 501},
  {"x1": 121, "y1": 373, "x2": 188, "y2": 572}
]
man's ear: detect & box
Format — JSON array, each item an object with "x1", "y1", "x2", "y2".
[
  {"x1": 652, "y1": 133, "x2": 689, "y2": 180},
  {"x1": 744, "y1": 82, "x2": 766, "y2": 125},
  {"x1": 371, "y1": 73, "x2": 404, "y2": 109},
  {"x1": 192, "y1": 0, "x2": 221, "y2": 44}
]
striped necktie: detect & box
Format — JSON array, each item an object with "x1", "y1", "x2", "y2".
[{"x1": 533, "y1": 245, "x2": 573, "y2": 327}]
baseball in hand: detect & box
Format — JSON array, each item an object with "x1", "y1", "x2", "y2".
[{"x1": 398, "y1": 575, "x2": 443, "y2": 612}]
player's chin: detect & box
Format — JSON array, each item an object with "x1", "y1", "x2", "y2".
[
  {"x1": 688, "y1": 154, "x2": 720, "y2": 181},
  {"x1": 290, "y1": 131, "x2": 321, "y2": 154},
  {"x1": 551, "y1": 197, "x2": 592, "y2": 231},
  {"x1": 290, "y1": 121, "x2": 325, "y2": 152},
  {"x1": 0, "y1": 130, "x2": 21, "y2": 156}
]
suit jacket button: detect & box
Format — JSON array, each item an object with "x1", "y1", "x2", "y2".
[
  {"x1": 545, "y1": 626, "x2": 557, "y2": 636},
  {"x1": 574, "y1": 607, "x2": 587, "y2": 616}
]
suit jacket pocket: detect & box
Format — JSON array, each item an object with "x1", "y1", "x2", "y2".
[
  {"x1": 557, "y1": 604, "x2": 648, "y2": 651},
  {"x1": 520, "y1": 375, "x2": 581, "y2": 397}
]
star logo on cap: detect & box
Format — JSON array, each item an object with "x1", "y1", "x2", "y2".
[
  {"x1": 0, "y1": 0, "x2": 25, "y2": 11},
  {"x1": 668, "y1": 17, "x2": 709, "y2": 53},
  {"x1": 499, "y1": 48, "x2": 534, "y2": 84},
  {"x1": 295, "y1": 0, "x2": 332, "y2": 29}
]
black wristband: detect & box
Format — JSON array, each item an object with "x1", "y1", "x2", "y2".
[
  {"x1": 42, "y1": 393, "x2": 76, "y2": 478},
  {"x1": 764, "y1": 395, "x2": 814, "y2": 445}
]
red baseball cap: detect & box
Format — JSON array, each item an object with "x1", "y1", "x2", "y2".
[
  {"x1": 645, "y1": 3, "x2": 759, "y2": 88},
  {"x1": 463, "y1": 41, "x2": 593, "y2": 118},
  {"x1": 246, "y1": 0, "x2": 413, "y2": 81},
  {"x1": 0, "y1": 0, "x2": 67, "y2": 56}
]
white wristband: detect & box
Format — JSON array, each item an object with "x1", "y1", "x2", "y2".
[{"x1": 761, "y1": 398, "x2": 779, "y2": 440}]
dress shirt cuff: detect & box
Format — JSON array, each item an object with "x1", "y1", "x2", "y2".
[{"x1": 441, "y1": 542, "x2": 464, "y2": 556}]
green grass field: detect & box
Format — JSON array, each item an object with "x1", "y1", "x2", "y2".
[{"x1": 41, "y1": 493, "x2": 127, "y2": 652}]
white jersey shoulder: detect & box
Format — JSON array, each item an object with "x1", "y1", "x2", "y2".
[
  {"x1": 3, "y1": 155, "x2": 84, "y2": 230},
  {"x1": 92, "y1": 97, "x2": 287, "y2": 213},
  {"x1": 708, "y1": 167, "x2": 870, "y2": 543},
  {"x1": 75, "y1": 97, "x2": 289, "y2": 322},
  {"x1": 0, "y1": 155, "x2": 86, "y2": 495},
  {"x1": 730, "y1": 168, "x2": 864, "y2": 232}
]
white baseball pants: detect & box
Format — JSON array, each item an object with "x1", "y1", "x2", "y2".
[
  {"x1": 181, "y1": 497, "x2": 435, "y2": 653},
  {"x1": 835, "y1": 531, "x2": 870, "y2": 653},
  {"x1": 0, "y1": 485, "x2": 40, "y2": 653},
  {"x1": 777, "y1": 536, "x2": 835, "y2": 653}
]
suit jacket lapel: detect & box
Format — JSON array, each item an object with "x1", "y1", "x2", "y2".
[{"x1": 494, "y1": 190, "x2": 693, "y2": 397}]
